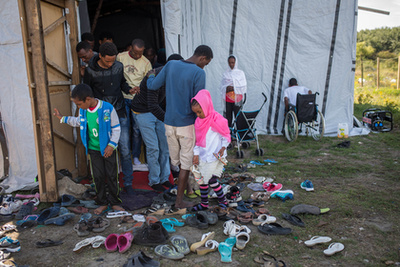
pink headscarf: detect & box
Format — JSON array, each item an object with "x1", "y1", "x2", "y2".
[{"x1": 192, "y1": 89, "x2": 231, "y2": 148}]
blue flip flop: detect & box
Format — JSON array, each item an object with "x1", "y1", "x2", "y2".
[
  {"x1": 250, "y1": 160, "x2": 265, "y2": 166},
  {"x1": 224, "y1": 237, "x2": 236, "y2": 248},
  {"x1": 161, "y1": 221, "x2": 176, "y2": 233},
  {"x1": 264, "y1": 159, "x2": 278, "y2": 164},
  {"x1": 44, "y1": 213, "x2": 75, "y2": 226},
  {"x1": 218, "y1": 242, "x2": 233, "y2": 262},
  {"x1": 161, "y1": 218, "x2": 184, "y2": 227},
  {"x1": 182, "y1": 214, "x2": 194, "y2": 220},
  {"x1": 37, "y1": 207, "x2": 60, "y2": 224}
]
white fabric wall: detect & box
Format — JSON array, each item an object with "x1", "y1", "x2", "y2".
[
  {"x1": 162, "y1": 0, "x2": 359, "y2": 136},
  {"x1": 0, "y1": 0, "x2": 38, "y2": 192}
]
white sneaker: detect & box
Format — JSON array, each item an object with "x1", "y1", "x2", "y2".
[{"x1": 133, "y1": 157, "x2": 142, "y2": 165}]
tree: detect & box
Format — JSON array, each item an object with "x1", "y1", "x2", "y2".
[{"x1": 356, "y1": 42, "x2": 375, "y2": 60}]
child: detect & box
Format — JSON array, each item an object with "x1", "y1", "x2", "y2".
[
  {"x1": 53, "y1": 83, "x2": 125, "y2": 215},
  {"x1": 190, "y1": 89, "x2": 231, "y2": 211}
]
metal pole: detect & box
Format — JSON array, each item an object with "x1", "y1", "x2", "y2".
[
  {"x1": 397, "y1": 56, "x2": 400, "y2": 90},
  {"x1": 361, "y1": 57, "x2": 364, "y2": 87},
  {"x1": 377, "y1": 57, "x2": 380, "y2": 89}
]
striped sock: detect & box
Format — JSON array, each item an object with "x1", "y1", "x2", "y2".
[
  {"x1": 209, "y1": 176, "x2": 228, "y2": 207},
  {"x1": 192, "y1": 184, "x2": 209, "y2": 211}
]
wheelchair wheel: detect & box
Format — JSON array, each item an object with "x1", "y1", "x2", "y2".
[
  {"x1": 236, "y1": 151, "x2": 244, "y2": 159},
  {"x1": 255, "y1": 148, "x2": 264, "y2": 156},
  {"x1": 310, "y1": 110, "x2": 325, "y2": 141},
  {"x1": 284, "y1": 110, "x2": 298, "y2": 142}
]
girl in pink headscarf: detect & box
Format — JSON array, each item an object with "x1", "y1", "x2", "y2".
[{"x1": 190, "y1": 89, "x2": 231, "y2": 211}]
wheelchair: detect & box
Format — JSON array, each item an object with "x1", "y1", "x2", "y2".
[{"x1": 284, "y1": 92, "x2": 325, "y2": 142}]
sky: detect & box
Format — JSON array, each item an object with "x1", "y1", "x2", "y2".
[{"x1": 357, "y1": 0, "x2": 400, "y2": 31}]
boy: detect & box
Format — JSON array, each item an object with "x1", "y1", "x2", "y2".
[{"x1": 53, "y1": 84, "x2": 125, "y2": 215}]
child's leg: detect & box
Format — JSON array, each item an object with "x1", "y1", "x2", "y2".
[
  {"x1": 88, "y1": 150, "x2": 109, "y2": 214},
  {"x1": 191, "y1": 184, "x2": 209, "y2": 211},
  {"x1": 104, "y1": 150, "x2": 123, "y2": 210},
  {"x1": 209, "y1": 175, "x2": 228, "y2": 208}
]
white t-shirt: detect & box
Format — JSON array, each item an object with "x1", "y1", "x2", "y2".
[
  {"x1": 193, "y1": 128, "x2": 229, "y2": 163},
  {"x1": 283, "y1": 85, "x2": 310, "y2": 106}
]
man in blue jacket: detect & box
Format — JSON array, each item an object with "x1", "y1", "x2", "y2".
[{"x1": 146, "y1": 45, "x2": 213, "y2": 208}]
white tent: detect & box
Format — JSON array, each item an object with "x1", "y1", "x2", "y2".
[{"x1": 162, "y1": 0, "x2": 359, "y2": 136}]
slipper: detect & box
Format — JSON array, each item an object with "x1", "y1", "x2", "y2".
[
  {"x1": 124, "y1": 251, "x2": 160, "y2": 267},
  {"x1": 247, "y1": 183, "x2": 265, "y2": 191},
  {"x1": 35, "y1": 239, "x2": 63, "y2": 248},
  {"x1": 181, "y1": 214, "x2": 194, "y2": 220},
  {"x1": 258, "y1": 223, "x2": 292, "y2": 235},
  {"x1": 79, "y1": 200, "x2": 99, "y2": 209},
  {"x1": 237, "y1": 212, "x2": 254, "y2": 224},
  {"x1": 160, "y1": 221, "x2": 175, "y2": 233},
  {"x1": 160, "y1": 218, "x2": 184, "y2": 227},
  {"x1": 249, "y1": 160, "x2": 264, "y2": 166},
  {"x1": 37, "y1": 206, "x2": 60, "y2": 224},
  {"x1": 170, "y1": 235, "x2": 190, "y2": 255},
  {"x1": 218, "y1": 242, "x2": 233, "y2": 262},
  {"x1": 323, "y1": 242, "x2": 344, "y2": 256},
  {"x1": 164, "y1": 205, "x2": 187, "y2": 216},
  {"x1": 118, "y1": 232, "x2": 133, "y2": 253},
  {"x1": 235, "y1": 232, "x2": 250, "y2": 250},
  {"x1": 91, "y1": 236, "x2": 107, "y2": 249},
  {"x1": 106, "y1": 211, "x2": 132, "y2": 218},
  {"x1": 15, "y1": 202, "x2": 34, "y2": 220},
  {"x1": 264, "y1": 159, "x2": 278, "y2": 164},
  {"x1": 67, "y1": 206, "x2": 89, "y2": 214},
  {"x1": 196, "y1": 240, "x2": 219, "y2": 255},
  {"x1": 60, "y1": 194, "x2": 82, "y2": 207},
  {"x1": 132, "y1": 214, "x2": 146, "y2": 222},
  {"x1": 73, "y1": 221, "x2": 91, "y2": 237},
  {"x1": 290, "y1": 204, "x2": 329, "y2": 215},
  {"x1": 282, "y1": 213, "x2": 305, "y2": 227},
  {"x1": 198, "y1": 210, "x2": 218, "y2": 225},
  {"x1": 184, "y1": 190, "x2": 199, "y2": 199},
  {"x1": 17, "y1": 220, "x2": 37, "y2": 230},
  {"x1": 120, "y1": 216, "x2": 135, "y2": 224},
  {"x1": 304, "y1": 236, "x2": 332, "y2": 247},
  {"x1": 190, "y1": 231, "x2": 215, "y2": 252},
  {"x1": 223, "y1": 220, "x2": 240, "y2": 237},
  {"x1": 73, "y1": 237, "x2": 96, "y2": 253},
  {"x1": 213, "y1": 153, "x2": 228, "y2": 165},
  {"x1": 154, "y1": 244, "x2": 184, "y2": 260},
  {"x1": 105, "y1": 233, "x2": 119, "y2": 252},
  {"x1": 252, "y1": 214, "x2": 276, "y2": 226},
  {"x1": 254, "y1": 253, "x2": 278, "y2": 265},
  {"x1": 89, "y1": 217, "x2": 110, "y2": 233},
  {"x1": 44, "y1": 213, "x2": 75, "y2": 226}
]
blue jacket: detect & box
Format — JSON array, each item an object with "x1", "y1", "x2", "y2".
[{"x1": 61, "y1": 100, "x2": 121, "y2": 156}]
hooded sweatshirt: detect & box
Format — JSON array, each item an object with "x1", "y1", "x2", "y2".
[{"x1": 83, "y1": 54, "x2": 131, "y2": 118}]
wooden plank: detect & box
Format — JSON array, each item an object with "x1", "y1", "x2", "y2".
[
  {"x1": 46, "y1": 56, "x2": 71, "y2": 78},
  {"x1": 43, "y1": 15, "x2": 66, "y2": 36},
  {"x1": 65, "y1": 0, "x2": 88, "y2": 177},
  {"x1": 53, "y1": 130, "x2": 75, "y2": 146},
  {"x1": 49, "y1": 80, "x2": 72, "y2": 86},
  {"x1": 24, "y1": 0, "x2": 58, "y2": 202},
  {"x1": 42, "y1": 0, "x2": 65, "y2": 8}
]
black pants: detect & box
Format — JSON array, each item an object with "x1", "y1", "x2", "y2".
[
  {"x1": 225, "y1": 101, "x2": 241, "y2": 128},
  {"x1": 88, "y1": 149, "x2": 122, "y2": 206}
]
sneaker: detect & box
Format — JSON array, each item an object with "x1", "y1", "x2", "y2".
[
  {"x1": 133, "y1": 221, "x2": 169, "y2": 246},
  {"x1": 133, "y1": 158, "x2": 142, "y2": 165},
  {"x1": 263, "y1": 182, "x2": 283, "y2": 192},
  {"x1": 270, "y1": 190, "x2": 294, "y2": 201},
  {"x1": 300, "y1": 180, "x2": 314, "y2": 191}
]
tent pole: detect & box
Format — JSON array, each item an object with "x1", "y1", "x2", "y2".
[
  {"x1": 65, "y1": 0, "x2": 88, "y2": 178},
  {"x1": 24, "y1": 0, "x2": 58, "y2": 202}
]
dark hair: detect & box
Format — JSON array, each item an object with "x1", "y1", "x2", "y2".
[
  {"x1": 71, "y1": 84, "x2": 93, "y2": 101},
  {"x1": 76, "y1": 41, "x2": 91, "y2": 52},
  {"x1": 99, "y1": 42, "x2": 118, "y2": 57},
  {"x1": 167, "y1": 53, "x2": 183, "y2": 61},
  {"x1": 191, "y1": 99, "x2": 200, "y2": 107},
  {"x1": 99, "y1": 31, "x2": 114, "y2": 41},
  {"x1": 81, "y1": 32, "x2": 94, "y2": 42},
  {"x1": 228, "y1": 55, "x2": 235, "y2": 61},
  {"x1": 194, "y1": 45, "x2": 213, "y2": 59},
  {"x1": 132, "y1": 39, "x2": 145, "y2": 48},
  {"x1": 145, "y1": 48, "x2": 156, "y2": 57},
  {"x1": 289, "y1": 78, "x2": 298, "y2": 87}
]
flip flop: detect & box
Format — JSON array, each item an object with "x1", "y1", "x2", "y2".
[
  {"x1": 323, "y1": 242, "x2": 344, "y2": 256},
  {"x1": 73, "y1": 237, "x2": 96, "y2": 253},
  {"x1": 184, "y1": 190, "x2": 199, "y2": 199},
  {"x1": 106, "y1": 211, "x2": 132, "y2": 218},
  {"x1": 161, "y1": 221, "x2": 175, "y2": 233},
  {"x1": 89, "y1": 217, "x2": 110, "y2": 233},
  {"x1": 218, "y1": 242, "x2": 233, "y2": 262},
  {"x1": 190, "y1": 232, "x2": 215, "y2": 252},
  {"x1": 91, "y1": 236, "x2": 106, "y2": 249},
  {"x1": 170, "y1": 235, "x2": 190, "y2": 255},
  {"x1": 154, "y1": 244, "x2": 184, "y2": 260},
  {"x1": 282, "y1": 213, "x2": 305, "y2": 227},
  {"x1": 160, "y1": 218, "x2": 184, "y2": 227},
  {"x1": 44, "y1": 213, "x2": 75, "y2": 226},
  {"x1": 304, "y1": 236, "x2": 332, "y2": 247},
  {"x1": 35, "y1": 239, "x2": 63, "y2": 248},
  {"x1": 249, "y1": 160, "x2": 265, "y2": 166},
  {"x1": 264, "y1": 159, "x2": 278, "y2": 164}
]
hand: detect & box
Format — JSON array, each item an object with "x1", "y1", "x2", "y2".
[
  {"x1": 53, "y1": 108, "x2": 63, "y2": 120},
  {"x1": 193, "y1": 155, "x2": 199, "y2": 165},
  {"x1": 146, "y1": 69, "x2": 156, "y2": 77},
  {"x1": 103, "y1": 145, "x2": 114, "y2": 158},
  {"x1": 217, "y1": 147, "x2": 226, "y2": 157}
]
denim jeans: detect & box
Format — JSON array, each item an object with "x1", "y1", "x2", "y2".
[
  {"x1": 118, "y1": 116, "x2": 133, "y2": 187},
  {"x1": 132, "y1": 111, "x2": 170, "y2": 186},
  {"x1": 125, "y1": 98, "x2": 142, "y2": 159}
]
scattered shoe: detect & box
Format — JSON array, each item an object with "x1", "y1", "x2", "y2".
[
  {"x1": 263, "y1": 182, "x2": 283, "y2": 192},
  {"x1": 270, "y1": 190, "x2": 294, "y2": 201},
  {"x1": 196, "y1": 240, "x2": 219, "y2": 255},
  {"x1": 185, "y1": 213, "x2": 208, "y2": 229},
  {"x1": 252, "y1": 214, "x2": 276, "y2": 226},
  {"x1": 117, "y1": 232, "x2": 133, "y2": 253},
  {"x1": 290, "y1": 204, "x2": 329, "y2": 215},
  {"x1": 123, "y1": 251, "x2": 160, "y2": 267},
  {"x1": 134, "y1": 221, "x2": 169, "y2": 246},
  {"x1": 218, "y1": 242, "x2": 233, "y2": 262},
  {"x1": 190, "y1": 232, "x2": 215, "y2": 252},
  {"x1": 282, "y1": 213, "x2": 305, "y2": 227},
  {"x1": 257, "y1": 223, "x2": 292, "y2": 235},
  {"x1": 235, "y1": 232, "x2": 250, "y2": 250},
  {"x1": 300, "y1": 180, "x2": 314, "y2": 191},
  {"x1": 155, "y1": 244, "x2": 184, "y2": 260},
  {"x1": 304, "y1": 236, "x2": 332, "y2": 247},
  {"x1": 323, "y1": 242, "x2": 344, "y2": 256},
  {"x1": 35, "y1": 239, "x2": 63, "y2": 248},
  {"x1": 105, "y1": 233, "x2": 119, "y2": 252},
  {"x1": 170, "y1": 235, "x2": 190, "y2": 255}
]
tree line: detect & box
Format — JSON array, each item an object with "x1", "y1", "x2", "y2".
[{"x1": 357, "y1": 26, "x2": 400, "y2": 60}]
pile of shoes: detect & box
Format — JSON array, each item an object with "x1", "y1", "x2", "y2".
[
  {"x1": 133, "y1": 216, "x2": 169, "y2": 246},
  {"x1": 185, "y1": 210, "x2": 218, "y2": 229}
]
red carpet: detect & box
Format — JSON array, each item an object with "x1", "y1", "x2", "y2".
[{"x1": 119, "y1": 171, "x2": 175, "y2": 191}]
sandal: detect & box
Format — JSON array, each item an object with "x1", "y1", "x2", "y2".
[
  {"x1": 218, "y1": 242, "x2": 233, "y2": 262},
  {"x1": 190, "y1": 231, "x2": 215, "y2": 252},
  {"x1": 170, "y1": 235, "x2": 190, "y2": 255},
  {"x1": 89, "y1": 217, "x2": 110, "y2": 233},
  {"x1": 73, "y1": 237, "x2": 96, "y2": 253},
  {"x1": 73, "y1": 221, "x2": 91, "y2": 237},
  {"x1": 35, "y1": 239, "x2": 63, "y2": 248},
  {"x1": 164, "y1": 205, "x2": 187, "y2": 216},
  {"x1": 154, "y1": 244, "x2": 184, "y2": 260},
  {"x1": 237, "y1": 212, "x2": 254, "y2": 224},
  {"x1": 196, "y1": 239, "x2": 219, "y2": 255},
  {"x1": 106, "y1": 210, "x2": 132, "y2": 218}
]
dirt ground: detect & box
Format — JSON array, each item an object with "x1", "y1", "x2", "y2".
[{"x1": 6, "y1": 133, "x2": 400, "y2": 267}]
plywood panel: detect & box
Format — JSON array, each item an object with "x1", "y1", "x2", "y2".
[
  {"x1": 54, "y1": 136, "x2": 75, "y2": 172},
  {"x1": 50, "y1": 91, "x2": 73, "y2": 142}
]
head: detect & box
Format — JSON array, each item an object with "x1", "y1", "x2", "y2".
[
  {"x1": 289, "y1": 78, "x2": 298, "y2": 87},
  {"x1": 98, "y1": 31, "x2": 114, "y2": 45},
  {"x1": 167, "y1": 53, "x2": 183, "y2": 62},
  {"x1": 144, "y1": 47, "x2": 156, "y2": 63},
  {"x1": 71, "y1": 84, "x2": 95, "y2": 109},
  {"x1": 191, "y1": 99, "x2": 205, "y2": 119},
  {"x1": 130, "y1": 39, "x2": 145, "y2": 60},
  {"x1": 98, "y1": 42, "x2": 118, "y2": 69},
  {"x1": 81, "y1": 32, "x2": 95, "y2": 49},
  {"x1": 193, "y1": 45, "x2": 213, "y2": 69},
  {"x1": 76, "y1": 41, "x2": 94, "y2": 63},
  {"x1": 228, "y1": 55, "x2": 236, "y2": 70}
]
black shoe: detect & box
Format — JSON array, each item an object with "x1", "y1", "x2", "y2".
[
  {"x1": 134, "y1": 221, "x2": 168, "y2": 246},
  {"x1": 162, "y1": 181, "x2": 174, "y2": 188},
  {"x1": 185, "y1": 213, "x2": 209, "y2": 229},
  {"x1": 258, "y1": 223, "x2": 292, "y2": 235},
  {"x1": 151, "y1": 184, "x2": 166, "y2": 192}
]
